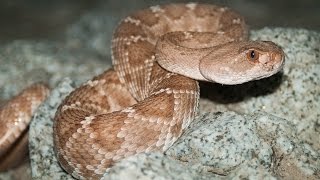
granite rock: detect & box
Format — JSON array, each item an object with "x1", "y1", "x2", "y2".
[
  {"x1": 104, "y1": 153, "x2": 214, "y2": 180},
  {"x1": 29, "y1": 78, "x2": 74, "y2": 179},
  {"x1": 166, "y1": 112, "x2": 319, "y2": 179},
  {"x1": 103, "y1": 112, "x2": 319, "y2": 180}
]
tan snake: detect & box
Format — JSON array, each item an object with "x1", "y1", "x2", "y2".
[{"x1": 0, "y1": 3, "x2": 285, "y2": 179}]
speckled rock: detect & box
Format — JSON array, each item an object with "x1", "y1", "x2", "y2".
[
  {"x1": 104, "y1": 153, "x2": 215, "y2": 180},
  {"x1": 103, "y1": 112, "x2": 319, "y2": 180},
  {"x1": 166, "y1": 112, "x2": 319, "y2": 179},
  {"x1": 29, "y1": 78, "x2": 74, "y2": 179}
]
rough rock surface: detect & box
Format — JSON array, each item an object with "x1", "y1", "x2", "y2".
[
  {"x1": 0, "y1": 6, "x2": 319, "y2": 180},
  {"x1": 29, "y1": 78, "x2": 75, "y2": 179},
  {"x1": 106, "y1": 111, "x2": 319, "y2": 179}
]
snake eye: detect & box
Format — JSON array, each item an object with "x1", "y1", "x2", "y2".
[{"x1": 247, "y1": 50, "x2": 259, "y2": 62}]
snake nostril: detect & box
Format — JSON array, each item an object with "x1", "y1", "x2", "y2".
[{"x1": 270, "y1": 64, "x2": 275, "y2": 70}]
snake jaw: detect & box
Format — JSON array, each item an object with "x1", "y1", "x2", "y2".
[{"x1": 196, "y1": 40, "x2": 285, "y2": 85}]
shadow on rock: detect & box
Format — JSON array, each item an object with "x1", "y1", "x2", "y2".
[{"x1": 200, "y1": 71, "x2": 285, "y2": 104}]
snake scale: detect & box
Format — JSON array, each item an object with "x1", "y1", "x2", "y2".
[{"x1": 0, "y1": 3, "x2": 285, "y2": 179}]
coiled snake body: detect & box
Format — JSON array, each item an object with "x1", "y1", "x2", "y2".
[{"x1": 0, "y1": 3, "x2": 285, "y2": 179}]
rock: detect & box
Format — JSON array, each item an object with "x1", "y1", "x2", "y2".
[
  {"x1": 104, "y1": 153, "x2": 215, "y2": 180},
  {"x1": 29, "y1": 78, "x2": 75, "y2": 179},
  {"x1": 104, "y1": 112, "x2": 319, "y2": 180},
  {"x1": 167, "y1": 112, "x2": 319, "y2": 179}
]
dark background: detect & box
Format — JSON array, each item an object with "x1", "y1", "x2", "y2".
[{"x1": 0, "y1": 0, "x2": 319, "y2": 43}]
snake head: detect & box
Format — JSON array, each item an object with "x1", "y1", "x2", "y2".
[
  {"x1": 199, "y1": 41, "x2": 285, "y2": 85},
  {"x1": 241, "y1": 41, "x2": 285, "y2": 71}
]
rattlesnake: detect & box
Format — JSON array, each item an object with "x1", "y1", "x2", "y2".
[{"x1": 0, "y1": 3, "x2": 285, "y2": 179}]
